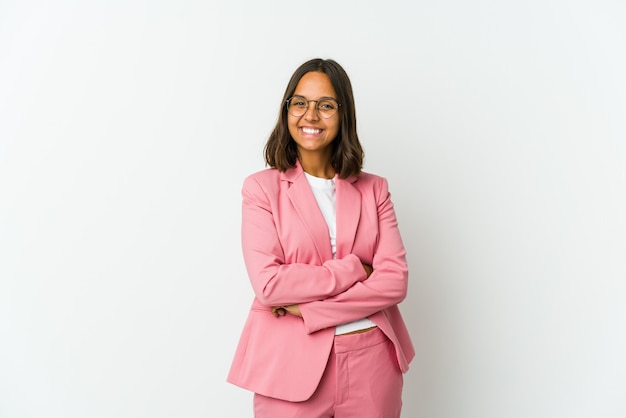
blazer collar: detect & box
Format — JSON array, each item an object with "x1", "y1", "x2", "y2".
[
  {"x1": 279, "y1": 159, "x2": 359, "y2": 185},
  {"x1": 282, "y1": 161, "x2": 361, "y2": 261}
]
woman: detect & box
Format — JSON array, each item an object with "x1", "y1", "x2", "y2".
[{"x1": 228, "y1": 58, "x2": 414, "y2": 417}]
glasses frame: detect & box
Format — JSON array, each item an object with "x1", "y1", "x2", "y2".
[{"x1": 285, "y1": 95, "x2": 342, "y2": 119}]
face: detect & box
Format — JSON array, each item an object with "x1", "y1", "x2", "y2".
[{"x1": 287, "y1": 71, "x2": 341, "y2": 162}]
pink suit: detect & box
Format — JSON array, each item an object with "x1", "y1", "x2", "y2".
[{"x1": 227, "y1": 162, "x2": 414, "y2": 403}]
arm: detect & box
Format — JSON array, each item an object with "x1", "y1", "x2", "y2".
[
  {"x1": 299, "y1": 178, "x2": 409, "y2": 333},
  {"x1": 273, "y1": 263, "x2": 373, "y2": 317},
  {"x1": 241, "y1": 176, "x2": 368, "y2": 307}
]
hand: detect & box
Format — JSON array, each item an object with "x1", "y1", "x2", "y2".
[
  {"x1": 283, "y1": 304, "x2": 302, "y2": 317},
  {"x1": 362, "y1": 263, "x2": 373, "y2": 278},
  {"x1": 271, "y1": 306, "x2": 287, "y2": 317},
  {"x1": 271, "y1": 304, "x2": 302, "y2": 318}
]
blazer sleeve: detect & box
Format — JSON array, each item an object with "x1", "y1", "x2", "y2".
[
  {"x1": 298, "y1": 177, "x2": 409, "y2": 334},
  {"x1": 241, "y1": 175, "x2": 368, "y2": 307}
]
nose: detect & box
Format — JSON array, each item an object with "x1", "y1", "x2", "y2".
[{"x1": 303, "y1": 100, "x2": 320, "y2": 121}]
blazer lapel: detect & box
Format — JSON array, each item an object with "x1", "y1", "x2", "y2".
[
  {"x1": 284, "y1": 166, "x2": 334, "y2": 262},
  {"x1": 335, "y1": 176, "x2": 361, "y2": 259}
]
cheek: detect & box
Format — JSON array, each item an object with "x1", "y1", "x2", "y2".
[
  {"x1": 287, "y1": 117, "x2": 299, "y2": 136},
  {"x1": 328, "y1": 120, "x2": 341, "y2": 139}
]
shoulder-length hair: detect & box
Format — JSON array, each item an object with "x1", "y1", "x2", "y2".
[{"x1": 264, "y1": 58, "x2": 363, "y2": 178}]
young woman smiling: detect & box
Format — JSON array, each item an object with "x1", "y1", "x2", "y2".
[{"x1": 228, "y1": 58, "x2": 414, "y2": 417}]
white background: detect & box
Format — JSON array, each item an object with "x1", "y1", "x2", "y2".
[{"x1": 1, "y1": 1, "x2": 625, "y2": 417}]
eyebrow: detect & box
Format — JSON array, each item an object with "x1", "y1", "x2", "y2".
[{"x1": 291, "y1": 94, "x2": 339, "y2": 102}]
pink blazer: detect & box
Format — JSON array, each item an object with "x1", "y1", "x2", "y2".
[{"x1": 227, "y1": 162, "x2": 415, "y2": 402}]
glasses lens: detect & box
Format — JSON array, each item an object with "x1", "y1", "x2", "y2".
[
  {"x1": 288, "y1": 96, "x2": 307, "y2": 117},
  {"x1": 317, "y1": 98, "x2": 339, "y2": 118}
]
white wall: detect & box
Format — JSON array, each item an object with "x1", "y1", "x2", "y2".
[{"x1": 1, "y1": 1, "x2": 625, "y2": 417}]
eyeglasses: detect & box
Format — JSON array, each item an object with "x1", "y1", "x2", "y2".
[{"x1": 285, "y1": 95, "x2": 341, "y2": 119}]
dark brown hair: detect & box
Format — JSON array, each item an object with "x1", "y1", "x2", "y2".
[{"x1": 264, "y1": 58, "x2": 363, "y2": 178}]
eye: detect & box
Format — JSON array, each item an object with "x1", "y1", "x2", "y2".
[
  {"x1": 319, "y1": 101, "x2": 336, "y2": 110},
  {"x1": 319, "y1": 99, "x2": 337, "y2": 112},
  {"x1": 290, "y1": 97, "x2": 307, "y2": 108}
]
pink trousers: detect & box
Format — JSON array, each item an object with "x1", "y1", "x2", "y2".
[{"x1": 254, "y1": 327, "x2": 403, "y2": 417}]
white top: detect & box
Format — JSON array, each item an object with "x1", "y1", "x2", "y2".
[
  {"x1": 304, "y1": 172, "x2": 337, "y2": 258},
  {"x1": 304, "y1": 172, "x2": 376, "y2": 335}
]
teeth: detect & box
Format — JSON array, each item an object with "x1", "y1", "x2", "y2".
[{"x1": 302, "y1": 127, "x2": 322, "y2": 134}]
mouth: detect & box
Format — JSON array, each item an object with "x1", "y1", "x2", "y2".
[{"x1": 300, "y1": 127, "x2": 323, "y2": 135}]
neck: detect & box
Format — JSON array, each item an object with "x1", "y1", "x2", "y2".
[{"x1": 299, "y1": 153, "x2": 335, "y2": 179}]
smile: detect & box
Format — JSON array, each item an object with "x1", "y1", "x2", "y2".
[{"x1": 301, "y1": 127, "x2": 323, "y2": 135}]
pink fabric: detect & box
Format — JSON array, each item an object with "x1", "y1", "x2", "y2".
[
  {"x1": 228, "y1": 162, "x2": 414, "y2": 401},
  {"x1": 254, "y1": 327, "x2": 403, "y2": 418}
]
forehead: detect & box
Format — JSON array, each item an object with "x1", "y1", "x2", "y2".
[{"x1": 293, "y1": 71, "x2": 337, "y2": 99}]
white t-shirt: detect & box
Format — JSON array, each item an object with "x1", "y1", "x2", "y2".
[{"x1": 304, "y1": 172, "x2": 376, "y2": 335}]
